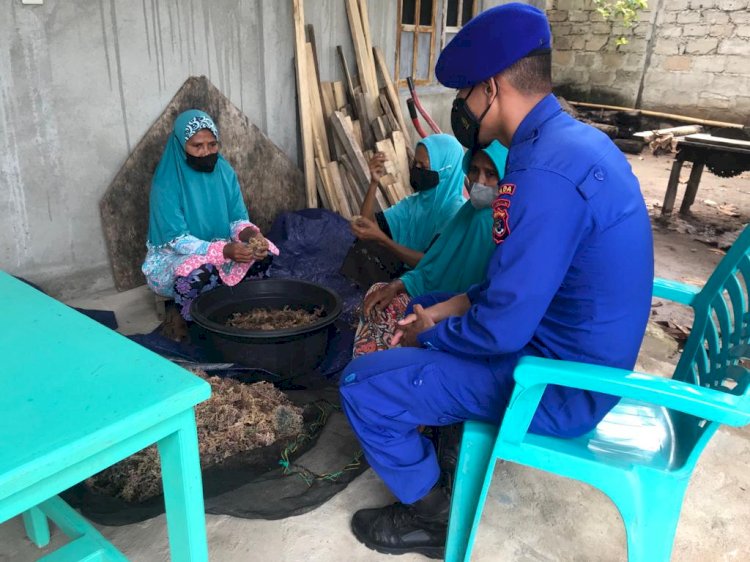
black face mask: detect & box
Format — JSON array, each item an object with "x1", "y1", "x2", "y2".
[
  {"x1": 186, "y1": 151, "x2": 219, "y2": 173},
  {"x1": 409, "y1": 166, "x2": 440, "y2": 192},
  {"x1": 451, "y1": 83, "x2": 496, "y2": 150}
]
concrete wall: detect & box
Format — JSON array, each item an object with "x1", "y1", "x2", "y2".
[
  {"x1": 548, "y1": 0, "x2": 750, "y2": 123},
  {"x1": 0, "y1": 0, "x2": 542, "y2": 297}
]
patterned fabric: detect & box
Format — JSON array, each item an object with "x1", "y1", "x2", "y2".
[
  {"x1": 142, "y1": 219, "x2": 278, "y2": 298},
  {"x1": 173, "y1": 257, "x2": 273, "y2": 321},
  {"x1": 352, "y1": 283, "x2": 411, "y2": 358},
  {"x1": 184, "y1": 114, "x2": 219, "y2": 142}
]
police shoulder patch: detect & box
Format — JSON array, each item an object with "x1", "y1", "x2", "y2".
[
  {"x1": 492, "y1": 197, "x2": 511, "y2": 244},
  {"x1": 498, "y1": 183, "x2": 516, "y2": 196}
]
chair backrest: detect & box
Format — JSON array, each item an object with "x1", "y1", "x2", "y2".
[{"x1": 670, "y1": 224, "x2": 750, "y2": 465}]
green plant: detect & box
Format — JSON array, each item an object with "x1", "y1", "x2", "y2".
[{"x1": 593, "y1": 0, "x2": 649, "y2": 45}]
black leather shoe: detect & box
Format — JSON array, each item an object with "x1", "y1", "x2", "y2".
[{"x1": 351, "y1": 489, "x2": 449, "y2": 559}]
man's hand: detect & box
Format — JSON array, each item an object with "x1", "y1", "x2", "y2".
[
  {"x1": 368, "y1": 152, "x2": 387, "y2": 184},
  {"x1": 364, "y1": 280, "x2": 405, "y2": 316},
  {"x1": 223, "y1": 242, "x2": 255, "y2": 263},
  {"x1": 351, "y1": 216, "x2": 387, "y2": 243},
  {"x1": 391, "y1": 304, "x2": 435, "y2": 348}
]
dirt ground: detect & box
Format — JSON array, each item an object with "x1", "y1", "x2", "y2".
[{"x1": 629, "y1": 151, "x2": 750, "y2": 331}]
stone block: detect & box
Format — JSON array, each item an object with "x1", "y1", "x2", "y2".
[
  {"x1": 702, "y1": 9, "x2": 731, "y2": 24},
  {"x1": 615, "y1": 69, "x2": 642, "y2": 84},
  {"x1": 553, "y1": 35, "x2": 574, "y2": 50},
  {"x1": 698, "y1": 92, "x2": 732, "y2": 109},
  {"x1": 555, "y1": 0, "x2": 578, "y2": 10},
  {"x1": 717, "y1": 0, "x2": 748, "y2": 9},
  {"x1": 552, "y1": 23, "x2": 573, "y2": 35},
  {"x1": 589, "y1": 10, "x2": 606, "y2": 22},
  {"x1": 571, "y1": 35, "x2": 587, "y2": 50},
  {"x1": 654, "y1": 38, "x2": 682, "y2": 55},
  {"x1": 735, "y1": 24, "x2": 750, "y2": 36},
  {"x1": 711, "y1": 73, "x2": 750, "y2": 93},
  {"x1": 618, "y1": 38, "x2": 647, "y2": 53},
  {"x1": 718, "y1": 37, "x2": 750, "y2": 55},
  {"x1": 659, "y1": 25, "x2": 683, "y2": 39},
  {"x1": 625, "y1": 53, "x2": 646, "y2": 71},
  {"x1": 586, "y1": 35, "x2": 610, "y2": 51},
  {"x1": 591, "y1": 22, "x2": 612, "y2": 34},
  {"x1": 666, "y1": 0, "x2": 691, "y2": 10},
  {"x1": 552, "y1": 49, "x2": 575, "y2": 66},
  {"x1": 724, "y1": 54, "x2": 750, "y2": 73},
  {"x1": 659, "y1": 11, "x2": 678, "y2": 23},
  {"x1": 677, "y1": 11, "x2": 702, "y2": 23},
  {"x1": 730, "y1": 10, "x2": 750, "y2": 23},
  {"x1": 685, "y1": 37, "x2": 720, "y2": 53},
  {"x1": 689, "y1": 0, "x2": 717, "y2": 8},
  {"x1": 664, "y1": 55, "x2": 693, "y2": 71},
  {"x1": 691, "y1": 54, "x2": 728, "y2": 71},
  {"x1": 575, "y1": 51, "x2": 597, "y2": 67},
  {"x1": 601, "y1": 52, "x2": 628, "y2": 69},
  {"x1": 709, "y1": 23, "x2": 736, "y2": 36},
  {"x1": 547, "y1": 10, "x2": 569, "y2": 22},
  {"x1": 568, "y1": 10, "x2": 589, "y2": 22},
  {"x1": 590, "y1": 70, "x2": 617, "y2": 86},
  {"x1": 683, "y1": 24, "x2": 712, "y2": 36}
]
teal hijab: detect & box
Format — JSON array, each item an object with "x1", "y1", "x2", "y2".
[
  {"x1": 383, "y1": 134, "x2": 466, "y2": 252},
  {"x1": 147, "y1": 109, "x2": 249, "y2": 247},
  {"x1": 400, "y1": 140, "x2": 509, "y2": 296}
]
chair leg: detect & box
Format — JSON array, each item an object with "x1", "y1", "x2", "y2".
[
  {"x1": 445, "y1": 421, "x2": 498, "y2": 562},
  {"x1": 157, "y1": 410, "x2": 209, "y2": 562},
  {"x1": 22, "y1": 507, "x2": 50, "y2": 547},
  {"x1": 605, "y1": 474, "x2": 689, "y2": 562}
]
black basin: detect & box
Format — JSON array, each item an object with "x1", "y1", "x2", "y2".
[{"x1": 191, "y1": 279, "x2": 343, "y2": 376}]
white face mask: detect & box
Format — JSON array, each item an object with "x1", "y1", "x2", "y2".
[{"x1": 468, "y1": 182, "x2": 497, "y2": 209}]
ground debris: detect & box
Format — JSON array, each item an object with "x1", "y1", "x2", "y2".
[
  {"x1": 87, "y1": 371, "x2": 304, "y2": 502},
  {"x1": 226, "y1": 306, "x2": 324, "y2": 330}
]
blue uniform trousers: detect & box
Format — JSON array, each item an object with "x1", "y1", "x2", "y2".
[{"x1": 340, "y1": 345, "x2": 518, "y2": 505}]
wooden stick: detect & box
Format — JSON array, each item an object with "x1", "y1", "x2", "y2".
[
  {"x1": 328, "y1": 161, "x2": 352, "y2": 219},
  {"x1": 346, "y1": 0, "x2": 378, "y2": 96},
  {"x1": 570, "y1": 101, "x2": 744, "y2": 129},
  {"x1": 333, "y1": 81, "x2": 347, "y2": 110},
  {"x1": 354, "y1": 92, "x2": 376, "y2": 149},
  {"x1": 292, "y1": 0, "x2": 317, "y2": 207},
  {"x1": 336, "y1": 46, "x2": 357, "y2": 116},
  {"x1": 373, "y1": 47, "x2": 411, "y2": 143},
  {"x1": 372, "y1": 117, "x2": 388, "y2": 142},
  {"x1": 391, "y1": 130, "x2": 412, "y2": 195},
  {"x1": 357, "y1": 0, "x2": 379, "y2": 94},
  {"x1": 331, "y1": 111, "x2": 371, "y2": 187},
  {"x1": 305, "y1": 43, "x2": 331, "y2": 162},
  {"x1": 379, "y1": 92, "x2": 401, "y2": 133},
  {"x1": 633, "y1": 125, "x2": 703, "y2": 142}
]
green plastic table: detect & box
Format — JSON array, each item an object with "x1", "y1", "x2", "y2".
[{"x1": 0, "y1": 272, "x2": 211, "y2": 561}]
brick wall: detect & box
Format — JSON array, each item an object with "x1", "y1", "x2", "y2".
[{"x1": 548, "y1": 0, "x2": 750, "y2": 124}]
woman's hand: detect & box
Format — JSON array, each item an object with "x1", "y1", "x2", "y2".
[
  {"x1": 364, "y1": 280, "x2": 405, "y2": 316},
  {"x1": 223, "y1": 242, "x2": 255, "y2": 263},
  {"x1": 368, "y1": 152, "x2": 387, "y2": 184},
  {"x1": 246, "y1": 235, "x2": 270, "y2": 260},
  {"x1": 351, "y1": 216, "x2": 386, "y2": 243}
]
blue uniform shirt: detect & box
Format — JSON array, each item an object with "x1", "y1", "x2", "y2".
[{"x1": 418, "y1": 94, "x2": 654, "y2": 436}]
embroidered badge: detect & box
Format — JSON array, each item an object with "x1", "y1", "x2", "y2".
[
  {"x1": 498, "y1": 183, "x2": 516, "y2": 196},
  {"x1": 492, "y1": 197, "x2": 511, "y2": 244}
]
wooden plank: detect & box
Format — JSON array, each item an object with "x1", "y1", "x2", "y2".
[
  {"x1": 333, "y1": 81, "x2": 347, "y2": 110},
  {"x1": 352, "y1": 120, "x2": 364, "y2": 151},
  {"x1": 336, "y1": 46, "x2": 357, "y2": 117},
  {"x1": 320, "y1": 82, "x2": 337, "y2": 119},
  {"x1": 338, "y1": 167, "x2": 362, "y2": 214},
  {"x1": 338, "y1": 153, "x2": 366, "y2": 209},
  {"x1": 373, "y1": 47, "x2": 411, "y2": 144},
  {"x1": 357, "y1": 0, "x2": 379, "y2": 94},
  {"x1": 305, "y1": 43, "x2": 331, "y2": 163},
  {"x1": 379, "y1": 92, "x2": 401, "y2": 133},
  {"x1": 292, "y1": 0, "x2": 317, "y2": 207},
  {"x1": 327, "y1": 161, "x2": 352, "y2": 219},
  {"x1": 354, "y1": 92, "x2": 376, "y2": 149},
  {"x1": 331, "y1": 111, "x2": 371, "y2": 187},
  {"x1": 346, "y1": 0, "x2": 378, "y2": 97},
  {"x1": 391, "y1": 130, "x2": 412, "y2": 195},
  {"x1": 314, "y1": 157, "x2": 332, "y2": 210},
  {"x1": 372, "y1": 117, "x2": 388, "y2": 142}
]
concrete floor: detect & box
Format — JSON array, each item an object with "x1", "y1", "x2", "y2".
[{"x1": 2, "y1": 281, "x2": 749, "y2": 561}]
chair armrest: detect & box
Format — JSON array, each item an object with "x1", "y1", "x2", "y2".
[
  {"x1": 500, "y1": 356, "x2": 750, "y2": 444},
  {"x1": 653, "y1": 277, "x2": 700, "y2": 306}
]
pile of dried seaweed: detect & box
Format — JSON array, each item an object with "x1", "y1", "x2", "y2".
[
  {"x1": 226, "y1": 306, "x2": 324, "y2": 331},
  {"x1": 87, "y1": 371, "x2": 304, "y2": 502}
]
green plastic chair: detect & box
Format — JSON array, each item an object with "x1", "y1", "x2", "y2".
[{"x1": 445, "y1": 224, "x2": 750, "y2": 562}]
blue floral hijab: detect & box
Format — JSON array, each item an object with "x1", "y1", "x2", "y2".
[
  {"x1": 383, "y1": 134, "x2": 466, "y2": 252},
  {"x1": 147, "y1": 109, "x2": 249, "y2": 247}
]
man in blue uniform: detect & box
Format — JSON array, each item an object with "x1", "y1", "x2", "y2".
[{"x1": 340, "y1": 4, "x2": 654, "y2": 559}]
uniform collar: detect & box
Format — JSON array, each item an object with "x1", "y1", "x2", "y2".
[{"x1": 509, "y1": 94, "x2": 562, "y2": 147}]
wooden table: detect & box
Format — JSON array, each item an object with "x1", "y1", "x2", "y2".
[
  {"x1": 662, "y1": 133, "x2": 750, "y2": 216},
  {"x1": 0, "y1": 272, "x2": 211, "y2": 561}
]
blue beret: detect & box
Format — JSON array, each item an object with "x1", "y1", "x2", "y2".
[{"x1": 436, "y1": 3, "x2": 551, "y2": 89}]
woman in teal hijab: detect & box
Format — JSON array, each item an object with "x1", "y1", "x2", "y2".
[
  {"x1": 352, "y1": 140, "x2": 508, "y2": 357},
  {"x1": 142, "y1": 109, "x2": 277, "y2": 323},
  {"x1": 347, "y1": 134, "x2": 466, "y2": 276}
]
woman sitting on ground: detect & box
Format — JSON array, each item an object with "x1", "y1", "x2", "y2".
[
  {"x1": 342, "y1": 134, "x2": 466, "y2": 287},
  {"x1": 143, "y1": 109, "x2": 278, "y2": 322},
  {"x1": 352, "y1": 140, "x2": 508, "y2": 357}
]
